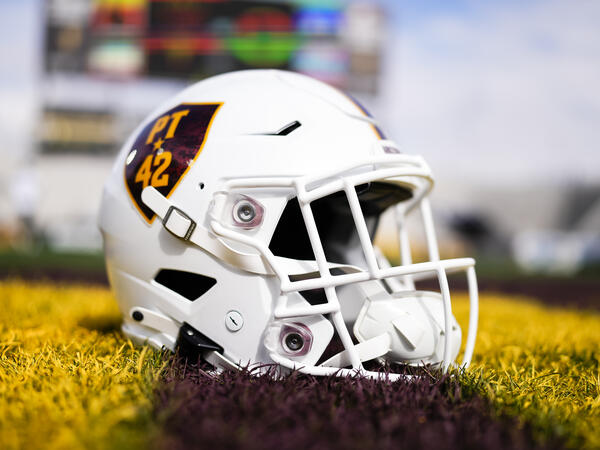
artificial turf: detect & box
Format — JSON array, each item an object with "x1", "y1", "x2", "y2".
[
  {"x1": 454, "y1": 294, "x2": 600, "y2": 448},
  {"x1": 0, "y1": 281, "x2": 598, "y2": 449},
  {"x1": 0, "y1": 281, "x2": 165, "y2": 449},
  {"x1": 155, "y1": 361, "x2": 555, "y2": 450}
]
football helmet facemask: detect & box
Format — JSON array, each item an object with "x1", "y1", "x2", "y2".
[{"x1": 99, "y1": 70, "x2": 478, "y2": 380}]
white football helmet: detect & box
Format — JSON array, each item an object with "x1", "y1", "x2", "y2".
[{"x1": 99, "y1": 70, "x2": 478, "y2": 380}]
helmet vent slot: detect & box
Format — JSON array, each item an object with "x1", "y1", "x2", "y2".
[
  {"x1": 154, "y1": 269, "x2": 217, "y2": 301},
  {"x1": 274, "y1": 120, "x2": 301, "y2": 136}
]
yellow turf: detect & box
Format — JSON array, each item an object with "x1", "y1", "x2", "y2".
[
  {"x1": 0, "y1": 281, "x2": 598, "y2": 448},
  {"x1": 0, "y1": 281, "x2": 167, "y2": 449},
  {"x1": 454, "y1": 293, "x2": 600, "y2": 448}
]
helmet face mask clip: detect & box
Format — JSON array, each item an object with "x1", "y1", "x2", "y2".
[
  {"x1": 99, "y1": 70, "x2": 479, "y2": 381},
  {"x1": 231, "y1": 195, "x2": 264, "y2": 229}
]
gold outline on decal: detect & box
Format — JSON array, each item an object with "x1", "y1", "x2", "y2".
[{"x1": 123, "y1": 102, "x2": 224, "y2": 224}]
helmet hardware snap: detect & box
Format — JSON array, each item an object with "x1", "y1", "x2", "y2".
[
  {"x1": 284, "y1": 332, "x2": 304, "y2": 352},
  {"x1": 231, "y1": 195, "x2": 264, "y2": 229},
  {"x1": 280, "y1": 323, "x2": 313, "y2": 356},
  {"x1": 235, "y1": 200, "x2": 256, "y2": 223}
]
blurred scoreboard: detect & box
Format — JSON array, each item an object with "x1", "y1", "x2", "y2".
[
  {"x1": 45, "y1": 0, "x2": 383, "y2": 91},
  {"x1": 42, "y1": 0, "x2": 384, "y2": 154}
]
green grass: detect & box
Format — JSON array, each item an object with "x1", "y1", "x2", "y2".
[
  {"x1": 1, "y1": 248, "x2": 598, "y2": 283},
  {"x1": 0, "y1": 249, "x2": 105, "y2": 273}
]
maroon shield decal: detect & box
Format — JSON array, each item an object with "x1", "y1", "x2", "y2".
[{"x1": 124, "y1": 103, "x2": 222, "y2": 223}]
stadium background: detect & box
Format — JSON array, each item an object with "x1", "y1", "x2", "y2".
[{"x1": 0, "y1": 0, "x2": 598, "y2": 449}]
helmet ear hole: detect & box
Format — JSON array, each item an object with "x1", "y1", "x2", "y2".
[{"x1": 154, "y1": 269, "x2": 217, "y2": 301}]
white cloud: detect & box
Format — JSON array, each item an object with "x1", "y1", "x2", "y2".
[{"x1": 379, "y1": 0, "x2": 600, "y2": 187}]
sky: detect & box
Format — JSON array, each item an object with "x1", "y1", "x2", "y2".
[
  {"x1": 1, "y1": 0, "x2": 599, "y2": 188},
  {"x1": 0, "y1": 0, "x2": 41, "y2": 176},
  {"x1": 379, "y1": 0, "x2": 600, "y2": 186}
]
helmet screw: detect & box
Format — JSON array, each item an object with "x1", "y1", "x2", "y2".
[
  {"x1": 284, "y1": 332, "x2": 304, "y2": 352},
  {"x1": 132, "y1": 310, "x2": 144, "y2": 322},
  {"x1": 225, "y1": 310, "x2": 244, "y2": 332},
  {"x1": 234, "y1": 200, "x2": 256, "y2": 223}
]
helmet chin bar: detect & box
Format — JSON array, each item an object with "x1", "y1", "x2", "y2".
[{"x1": 141, "y1": 152, "x2": 479, "y2": 380}]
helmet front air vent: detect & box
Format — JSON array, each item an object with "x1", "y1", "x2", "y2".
[
  {"x1": 254, "y1": 121, "x2": 302, "y2": 136},
  {"x1": 274, "y1": 120, "x2": 302, "y2": 136},
  {"x1": 154, "y1": 269, "x2": 217, "y2": 301}
]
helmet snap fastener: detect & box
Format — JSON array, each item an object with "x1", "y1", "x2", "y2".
[
  {"x1": 225, "y1": 310, "x2": 244, "y2": 332},
  {"x1": 284, "y1": 332, "x2": 304, "y2": 352},
  {"x1": 234, "y1": 200, "x2": 256, "y2": 223},
  {"x1": 231, "y1": 195, "x2": 264, "y2": 229},
  {"x1": 279, "y1": 323, "x2": 313, "y2": 356}
]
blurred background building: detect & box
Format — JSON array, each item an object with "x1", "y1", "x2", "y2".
[{"x1": 0, "y1": 0, "x2": 599, "y2": 277}]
